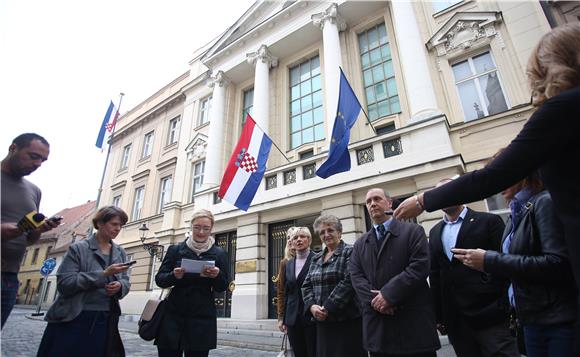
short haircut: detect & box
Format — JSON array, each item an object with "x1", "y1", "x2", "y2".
[
  {"x1": 190, "y1": 209, "x2": 215, "y2": 227},
  {"x1": 292, "y1": 226, "x2": 312, "y2": 241},
  {"x1": 12, "y1": 133, "x2": 49, "y2": 148},
  {"x1": 367, "y1": 188, "x2": 391, "y2": 201},
  {"x1": 92, "y1": 206, "x2": 129, "y2": 229},
  {"x1": 313, "y1": 214, "x2": 343, "y2": 233}
]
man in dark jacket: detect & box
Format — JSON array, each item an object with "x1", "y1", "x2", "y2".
[
  {"x1": 429, "y1": 178, "x2": 518, "y2": 357},
  {"x1": 350, "y1": 188, "x2": 440, "y2": 356}
]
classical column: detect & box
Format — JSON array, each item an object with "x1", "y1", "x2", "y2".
[
  {"x1": 203, "y1": 70, "x2": 229, "y2": 189},
  {"x1": 312, "y1": 3, "x2": 346, "y2": 141},
  {"x1": 390, "y1": 0, "x2": 440, "y2": 121},
  {"x1": 246, "y1": 45, "x2": 277, "y2": 133}
]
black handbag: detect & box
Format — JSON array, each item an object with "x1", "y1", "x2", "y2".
[{"x1": 138, "y1": 289, "x2": 170, "y2": 341}]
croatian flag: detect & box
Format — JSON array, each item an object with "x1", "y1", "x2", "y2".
[
  {"x1": 218, "y1": 114, "x2": 272, "y2": 211},
  {"x1": 95, "y1": 101, "x2": 119, "y2": 149}
]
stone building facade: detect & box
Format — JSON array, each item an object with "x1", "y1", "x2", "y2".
[{"x1": 98, "y1": 1, "x2": 560, "y2": 318}]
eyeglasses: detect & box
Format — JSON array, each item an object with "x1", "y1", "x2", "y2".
[{"x1": 192, "y1": 225, "x2": 211, "y2": 233}]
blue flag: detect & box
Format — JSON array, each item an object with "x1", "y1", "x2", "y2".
[
  {"x1": 95, "y1": 101, "x2": 115, "y2": 149},
  {"x1": 316, "y1": 69, "x2": 363, "y2": 179}
]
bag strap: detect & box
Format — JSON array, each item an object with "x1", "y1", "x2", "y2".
[{"x1": 281, "y1": 333, "x2": 287, "y2": 351}]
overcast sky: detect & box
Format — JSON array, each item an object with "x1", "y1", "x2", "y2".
[{"x1": 0, "y1": 0, "x2": 255, "y2": 216}]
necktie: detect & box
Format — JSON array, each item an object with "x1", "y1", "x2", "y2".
[{"x1": 377, "y1": 224, "x2": 386, "y2": 244}]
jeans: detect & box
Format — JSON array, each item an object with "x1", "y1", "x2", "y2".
[
  {"x1": 1, "y1": 272, "x2": 19, "y2": 328},
  {"x1": 523, "y1": 323, "x2": 575, "y2": 357}
]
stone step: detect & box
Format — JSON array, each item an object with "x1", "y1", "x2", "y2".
[{"x1": 216, "y1": 319, "x2": 283, "y2": 351}]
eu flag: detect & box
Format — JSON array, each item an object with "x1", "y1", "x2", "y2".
[{"x1": 316, "y1": 68, "x2": 363, "y2": 179}]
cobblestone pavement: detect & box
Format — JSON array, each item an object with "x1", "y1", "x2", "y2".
[
  {"x1": 1, "y1": 308, "x2": 277, "y2": 357},
  {"x1": 2, "y1": 308, "x2": 456, "y2": 356}
]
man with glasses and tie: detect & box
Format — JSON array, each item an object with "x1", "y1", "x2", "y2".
[{"x1": 350, "y1": 188, "x2": 440, "y2": 357}]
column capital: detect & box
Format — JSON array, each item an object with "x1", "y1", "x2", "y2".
[
  {"x1": 311, "y1": 3, "x2": 346, "y2": 31},
  {"x1": 246, "y1": 45, "x2": 278, "y2": 68},
  {"x1": 207, "y1": 70, "x2": 230, "y2": 88}
]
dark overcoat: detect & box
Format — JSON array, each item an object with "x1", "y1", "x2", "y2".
[
  {"x1": 154, "y1": 241, "x2": 229, "y2": 351},
  {"x1": 349, "y1": 219, "x2": 440, "y2": 354}
]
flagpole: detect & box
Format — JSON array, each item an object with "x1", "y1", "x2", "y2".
[
  {"x1": 94, "y1": 92, "x2": 125, "y2": 212},
  {"x1": 251, "y1": 120, "x2": 291, "y2": 163},
  {"x1": 339, "y1": 67, "x2": 377, "y2": 135}
]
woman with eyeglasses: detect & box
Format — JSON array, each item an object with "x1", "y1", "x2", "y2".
[
  {"x1": 302, "y1": 215, "x2": 365, "y2": 357},
  {"x1": 154, "y1": 209, "x2": 229, "y2": 357}
]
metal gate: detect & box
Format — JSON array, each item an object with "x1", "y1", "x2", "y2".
[
  {"x1": 214, "y1": 231, "x2": 236, "y2": 318},
  {"x1": 268, "y1": 220, "x2": 295, "y2": 319}
]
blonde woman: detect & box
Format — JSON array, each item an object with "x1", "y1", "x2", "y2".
[
  {"x1": 280, "y1": 227, "x2": 316, "y2": 357},
  {"x1": 154, "y1": 209, "x2": 229, "y2": 357},
  {"x1": 276, "y1": 227, "x2": 297, "y2": 332}
]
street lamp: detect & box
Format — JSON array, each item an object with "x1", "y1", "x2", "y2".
[{"x1": 138, "y1": 223, "x2": 164, "y2": 261}]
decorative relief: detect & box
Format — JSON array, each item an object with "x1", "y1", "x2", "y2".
[
  {"x1": 283, "y1": 169, "x2": 296, "y2": 185},
  {"x1": 311, "y1": 3, "x2": 346, "y2": 32},
  {"x1": 383, "y1": 138, "x2": 402, "y2": 158},
  {"x1": 246, "y1": 44, "x2": 278, "y2": 68},
  {"x1": 207, "y1": 70, "x2": 230, "y2": 88},
  {"x1": 356, "y1": 147, "x2": 374, "y2": 165},
  {"x1": 444, "y1": 21, "x2": 486, "y2": 52},
  {"x1": 265, "y1": 174, "x2": 277, "y2": 190},
  {"x1": 303, "y1": 164, "x2": 316, "y2": 180},
  {"x1": 185, "y1": 133, "x2": 208, "y2": 161},
  {"x1": 426, "y1": 12, "x2": 503, "y2": 56}
]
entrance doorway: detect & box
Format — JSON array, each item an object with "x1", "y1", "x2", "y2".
[{"x1": 214, "y1": 231, "x2": 236, "y2": 318}]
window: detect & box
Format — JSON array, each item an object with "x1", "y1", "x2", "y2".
[
  {"x1": 198, "y1": 96, "x2": 212, "y2": 126},
  {"x1": 191, "y1": 161, "x2": 205, "y2": 202},
  {"x1": 141, "y1": 131, "x2": 154, "y2": 158},
  {"x1": 45, "y1": 246, "x2": 52, "y2": 261},
  {"x1": 359, "y1": 23, "x2": 400, "y2": 121},
  {"x1": 24, "y1": 279, "x2": 31, "y2": 294},
  {"x1": 158, "y1": 176, "x2": 173, "y2": 213},
  {"x1": 132, "y1": 186, "x2": 145, "y2": 220},
  {"x1": 242, "y1": 88, "x2": 254, "y2": 126},
  {"x1": 112, "y1": 195, "x2": 121, "y2": 207},
  {"x1": 120, "y1": 144, "x2": 131, "y2": 170},
  {"x1": 452, "y1": 51, "x2": 509, "y2": 122},
  {"x1": 432, "y1": 0, "x2": 462, "y2": 13},
  {"x1": 31, "y1": 248, "x2": 40, "y2": 264},
  {"x1": 289, "y1": 55, "x2": 324, "y2": 149},
  {"x1": 167, "y1": 116, "x2": 181, "y2": 145}
]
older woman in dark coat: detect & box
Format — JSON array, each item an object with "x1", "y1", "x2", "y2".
[
  {"x1": 302, "y1": 215, "x2": 365, "y2": 357},
  {"x1": 155, "y1": 209, "x2": 229, "y2": 357}
]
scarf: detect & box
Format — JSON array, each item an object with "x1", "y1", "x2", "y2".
[{"x1": 186, "y1": 235, "x2": 215, "y2": 256}]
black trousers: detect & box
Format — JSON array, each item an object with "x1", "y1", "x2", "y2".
[
  {"x1": 448, "y1": 318, "x2": 519, "y2": 357},
  {"x1": 370, "y1": 352, "x2": 436, "y2": 357},
  {"x1": 157, "y1": 347, "x2": 208, "y2": 357},
  {"x1": 287, "y1": 322, "x2": 316, "y2": 357}
]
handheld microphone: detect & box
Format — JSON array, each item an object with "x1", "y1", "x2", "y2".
[
  {"x1": 384, "y1": 210, "x2": 394, "y2": 216},
  {"x1": 17, "y1": 211, "x2": 46, "y2": 232}
]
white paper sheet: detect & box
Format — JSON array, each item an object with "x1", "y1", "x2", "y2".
[{"x1": 180, "y1": 258, "x2": 215, "y2": 274}]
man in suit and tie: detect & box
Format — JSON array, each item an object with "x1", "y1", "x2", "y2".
[
  {"x1": 350, "y1": 188, "x2": 440, "y2": 356},
  {"x1": 429, "y1": 178, "x2": 518, "y2": 357}
]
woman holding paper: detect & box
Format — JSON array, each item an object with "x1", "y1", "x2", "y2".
[{"x1": 154, "y1": 209, "x2": 229, "y2": 357}]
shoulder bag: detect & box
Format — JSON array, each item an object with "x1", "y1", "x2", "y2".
[
  {"x1": 138, "y1": 288, "x2": 171, "y2": 341},
  {"x1": 276, "y1": 333, "x2": 295, "y2": 357}
]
